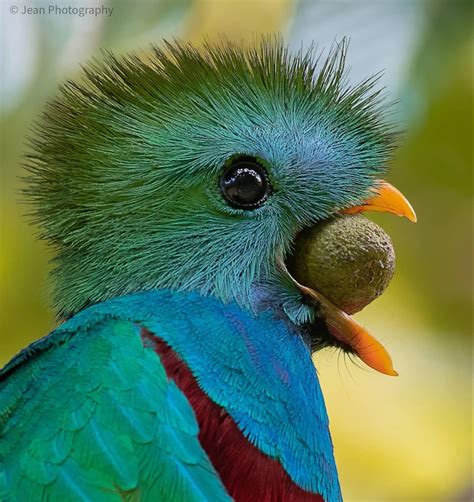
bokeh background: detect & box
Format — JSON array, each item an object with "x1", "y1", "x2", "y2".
[{"x1": 1, "y1": 0, "x2": 472, "y2": 500}]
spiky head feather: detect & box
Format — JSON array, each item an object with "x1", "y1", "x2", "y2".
[{"x1": 25, "y1": 37, "x2": 396, "y2": 318}]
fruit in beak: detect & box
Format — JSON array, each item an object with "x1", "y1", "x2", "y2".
[
  {"x1": 284, "y1": 181, "x2": 416, "y2": 377},
  {"x1": 287, "y1": 215, "x2": 395, "y2": 315}
]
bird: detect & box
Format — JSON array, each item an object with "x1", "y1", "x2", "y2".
[{"x1": 0, "y1": 38, "x2": 416, "y2": 501}]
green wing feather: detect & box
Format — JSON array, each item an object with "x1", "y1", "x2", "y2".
[{"x1": 0, "y1": 319, "x2": 229, "y2": 501}]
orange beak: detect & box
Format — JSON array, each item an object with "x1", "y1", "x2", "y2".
[
  {"x1": 297, "y1": 282, "x2": 399, "y2": 376},
  {"x1": 335, "y1": 180, "x2": 416, "y2": 375},
  {"x1": 342, "y1": 180, "x2": 417, "y2": 223},
  {"x1": 281, "y1": 180, "x2": 416, "y2": 377}
]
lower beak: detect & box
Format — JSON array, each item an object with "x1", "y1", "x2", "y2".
[{"x1": 296, "y1": 279, "x2": 399, "y2": 376}]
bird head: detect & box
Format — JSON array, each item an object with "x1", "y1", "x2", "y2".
[{"x1": 26, "y1": 38, "x2": 415, "y2": 375}]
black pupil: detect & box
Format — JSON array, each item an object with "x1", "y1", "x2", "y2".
[{"x1": 220, "y1": 157, "x2": 270, "y2": 209}]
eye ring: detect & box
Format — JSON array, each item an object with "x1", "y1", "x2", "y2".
[{"x1": 219, "y1": 156, "x2": 272, "y2": 210}]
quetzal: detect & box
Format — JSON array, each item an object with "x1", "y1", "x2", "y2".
[{"x1": 0, "y1": 39, "x2": 416, "y2": 501}]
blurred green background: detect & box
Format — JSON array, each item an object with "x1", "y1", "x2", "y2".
[{"x1": 0, "y1": 0, "x2": 472, "y2": 500}]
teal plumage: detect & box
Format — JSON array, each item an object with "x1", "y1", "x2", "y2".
[
  {"x1": 0, "y1": 306, "x2": 230, "y2": 501},
  {"x1": 1, "y1": 290, "x2": 340, "y2": 501},
  {"x1": 2, "y1": 37, "x2": 400, "y2": 501}
]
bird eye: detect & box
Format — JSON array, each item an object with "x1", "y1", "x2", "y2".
[{"x1": 219, "y1": 156, "x2": 272, "y2": 210}]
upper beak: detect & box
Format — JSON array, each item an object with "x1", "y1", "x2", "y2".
[{"x1": 341, "y1": 180, "x2": 417, "y2": 223}]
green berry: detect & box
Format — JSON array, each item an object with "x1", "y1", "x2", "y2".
[{"x1": 288, "y1": 215, "x2": 395, "y2": 314}]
